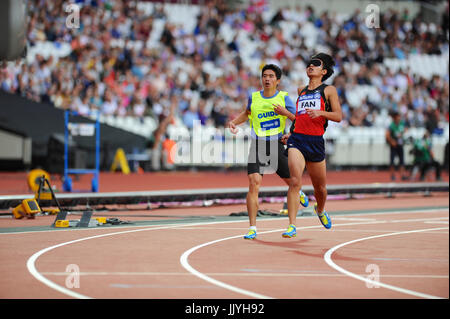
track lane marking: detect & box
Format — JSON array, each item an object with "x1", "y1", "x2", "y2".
[
  {"x1": 26, "y1": 219, "x2": 386, "y2": 299},
  {"x1": 25, "y1": 209, "x2": 448, "y2": 299},
  {"x1": 179, "y1": 220, "x2": 394, "y2": 299},
  {"x1": 323, "y1": 226, "x2": 449, "y2": 299},
  {"x1": 40, "y1": 271, "x2": 449, "y2": 279},
  {"x1": 26, "y1": 219, "x2": 285, "y2": 299},
  {"x1": 26, "y1": 221, "x2": 241, "y2": 299}
]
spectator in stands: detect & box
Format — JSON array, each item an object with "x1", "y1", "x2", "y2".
[
  {"x1": 71, "y1": 94, "x2": 91, "y2": 116},
  {"x1": 197, "y1": 99, "x2": 209, "y2": 125},
  {"x1": 444, "y1": 141, "x2": 449, "y2": 173},
  {"x1": 0, "y1": 0, "x2": 448, "y2": 164},
  {"x1": 130, "y1": 92, "x2": 146, "y2": 118},
  {"x1": 101, "y1": 89, "x2": 118, "y2": 115},
  {"x1": 183, "y1": 104, "x2": 200, "y2": 129},
  {"x1": 151, "y1": 99, "x2": 176, "y2": 171}
]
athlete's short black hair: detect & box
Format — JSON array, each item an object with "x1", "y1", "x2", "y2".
[
  {"x1": 262, "y1": 64, "x2": 282, "y2": 80},
  {"x1": 311, "y1": 53, "x2": 335, "y2": 82}
]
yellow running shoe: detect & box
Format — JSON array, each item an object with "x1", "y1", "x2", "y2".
[
  {"x1": 299, "y1": 190, "x2": 309, "y2": 207},
  {"x1": 243, "y1": 229, "x2": 257, "y2": 240},
  {"x1": 314, "y1": 203, "x2": 332, "y2": 229},
  {"x1": 282, "y1": 224, "x2": 297, "y2": 238}
]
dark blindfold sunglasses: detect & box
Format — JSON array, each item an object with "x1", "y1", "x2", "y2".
[{"x1": 307, "y1": 59, "x2": 323, "y2": 67}]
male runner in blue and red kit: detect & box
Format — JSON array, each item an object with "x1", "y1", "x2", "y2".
[{"x1": 275, "y1": 53, "x2": 342, "y2": 237}]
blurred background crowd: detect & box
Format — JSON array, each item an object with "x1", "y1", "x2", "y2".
[{"x1": 0, "y1": 0, "x2": 448, "y2": 135}]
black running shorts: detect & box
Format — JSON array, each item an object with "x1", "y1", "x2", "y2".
[{"x1": 247, "y1": 138, "x2": 290, "y2": 178}]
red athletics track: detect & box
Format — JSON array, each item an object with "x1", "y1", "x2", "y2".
[{"x1": 0, "y1": 170, "x2": 448, "y2": 300}]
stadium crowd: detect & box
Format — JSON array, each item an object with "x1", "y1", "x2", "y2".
[{"x1": 0, "y1": 0, "x2": 449, "y2": 136}]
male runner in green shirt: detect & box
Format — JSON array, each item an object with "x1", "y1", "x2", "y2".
[{"x1": 227, "y1": 64, "x2": 308, "y2": 240}]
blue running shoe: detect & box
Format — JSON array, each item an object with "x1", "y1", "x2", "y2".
[
  {"x1": 299, "y1": 190, "x2": 309, "y2": 207},
  {"x1": 314, "y1": 203, "x2": 332, "y2": 229},
  {"x1": 243, "y1": 229, "x2": 257, "y2": 240},
  {"x1": 282, "y1": 224, "x2": 297, "y2": 238}
]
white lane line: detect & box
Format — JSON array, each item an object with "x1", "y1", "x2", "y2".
[
  {"x1": 389, "y1": 217, "x2": 448, "y2": 223},
  {"x1": 26, "y1": 225, "x2": 182, "y2": 299},
  {"x1": 424, "y1": 221, "x2": 449, "y2": 225},
  {"x1": 333, "y1": 217, "x2": 378, "y2": 221},
  {"x1": 5, "y1": 207, "x2": 448, "y2": 236},
  {"x1": 30, "y1": 220, "x2": 385, "y2": 300},
  {"x1": 180, "y1": 230, "x2": 276, "y2": 299},
  {"x1": 323, "y1": 226, "x2": 449, "y2": 299},
  {"x1": 25, "y1": 208, "x2": 448, "y2": 299},
  {"x1": 40, "y1": 271, "x2": 449, "y2": 279},
  {"x1": 26, "y1": 219, "x2": 256, "y2": 299},
  {"x1": 179, "y1": 220, "x2": 390, "y2": 299}
]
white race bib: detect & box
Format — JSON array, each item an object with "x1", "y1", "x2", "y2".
[{"x1": 297, "y1": 92, "x2": 321, "y2": 114}]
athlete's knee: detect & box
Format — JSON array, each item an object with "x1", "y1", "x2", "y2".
[
  {"x1": 288, "y1": 176, "x2": 302, "y2": 190},
  {"x1": 248, "y1": 174, "x2": 262, "y2": 192},
  {"x1": 314, "y1": 184, "x2": 327, "y2": 198}
]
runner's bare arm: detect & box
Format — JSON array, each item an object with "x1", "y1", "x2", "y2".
[
  {"x1": 273, "y1": 104, "x2": 295, "y2": 121},
  {"x1": 305, "y1": 85, "x2": 342, "y2": 122},
  {"x1": 227, "y1": 109, "x2": 250, "y2": 134}
]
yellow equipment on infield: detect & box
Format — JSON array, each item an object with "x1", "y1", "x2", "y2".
[{"x1": 12, "y1": 198, "x2": 41, "y2": 219}]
